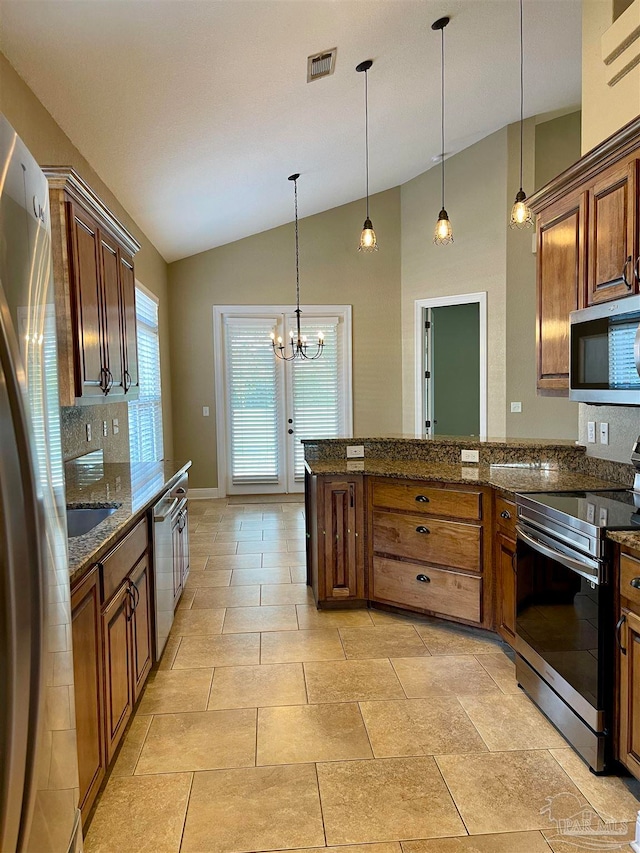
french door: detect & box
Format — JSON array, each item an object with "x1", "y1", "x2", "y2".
[{"x1": 214, "y1": 306, "x2": 352, "y2": 495}]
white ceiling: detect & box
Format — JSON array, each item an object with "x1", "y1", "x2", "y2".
[{"x1": 0, "y1": 0, "x2": 582, "y2": 262}]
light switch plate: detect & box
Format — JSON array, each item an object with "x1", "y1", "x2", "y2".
[
  {"x1": 510, "y1": 402, "x2": 522, "y2": 413},
  {"x1": 346, "y1": 445, "x2": 365, "y2": 458},
  {"x1": 461, "y1": 449, "x2": 479, "y2": 463},
  {"x1": 85, "y1": 423, "x2": 91, "y2": 442},
  {"x1": 203, "y1": 406, "x2": 210, "y2": 417},
  {"x1": 587, "y1": 421, "x2": 596, "y2": 443},
  {"x1": 112, "y1": 418, "x2": 119, "y2": 436},
  {"x1": 102, "y1": 420, "x2": 108, "y2": 437},
  {"x1": 599, "y1": 422, "x2": 609, "y2": 445}
]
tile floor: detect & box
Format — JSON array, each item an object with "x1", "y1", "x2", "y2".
[{"x1": 85, "y1": 498, "x2": 640, "y2": 853}]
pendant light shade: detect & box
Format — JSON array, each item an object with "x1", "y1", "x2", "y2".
[
  {"x1": 432, "y1": 17, "x2": 453, "y2": 245},
  {"x1": 271, "y1": 174, "x2": 324, "y2": 361},
  {"x1": 356, "y1": 59, "x2": 378, "y2": 252},
  {"x1": 509, "y1": 0, "x2": 534, "y2": 229}
]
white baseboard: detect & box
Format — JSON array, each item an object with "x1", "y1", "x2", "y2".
[{"x1": 189, "y1": 488, "x2": 220, "y2": 500}]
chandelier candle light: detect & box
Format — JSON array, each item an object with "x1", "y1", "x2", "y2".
[
  {"x1": 432, "y1": 16, "x2": 453, "y2": 245},
  {"x1": 510, "y1": 0, "x2": 534, "y2": 229},
  {"x1": 271, "y1": 173, "x2": 324, "y2": 361},
  {"x1": 356, "y1": 59, "x2": 378, "y2": 252}
]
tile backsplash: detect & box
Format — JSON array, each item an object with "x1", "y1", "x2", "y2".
[{"x1": 61, "y1": 400, "x2": 130, "y2": 463}]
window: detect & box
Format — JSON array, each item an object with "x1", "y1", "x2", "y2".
[{"x1": 129, "y1": 286, "x2": 164, "y2": 462}]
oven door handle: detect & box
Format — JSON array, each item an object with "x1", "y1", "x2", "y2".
[
  {"x1": 154, "y1": 496, "x2": 179, "y2": 523},
  {"x1": 516, "y1": 525, "x2": 602, "y2": 585}
]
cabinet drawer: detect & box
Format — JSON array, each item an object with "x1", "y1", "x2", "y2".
[
  {"x1": 372, "y1": 479, "x2": 481, "y2": 520},
  {"x1": 373, "y1": 557, "x2": 481, "y2": 623},
  {"x1": 620, "y1": 553, "x2": 640, "y2": 610},
  {"x1": 373, "y1": 510, "x2": 481, "y2": 572},
  {"x1": 495, "y1": 494, "x2": 517, "y2": 537},
  {"x1": 101, "y1": 516, "x2": 148, "y2": 602}
]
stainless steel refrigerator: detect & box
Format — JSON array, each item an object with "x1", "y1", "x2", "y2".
[{"x1": 0, "y1": 116, "x2": 82, "y2": 852}]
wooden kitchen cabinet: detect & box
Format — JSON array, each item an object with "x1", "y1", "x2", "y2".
[
  {"x1": 45, "y1": 167, "x2": 140, "y2": 405},
  {"x1": 102, "y1": 581, "x2": 132, "y2": 763},
  {"x1": 130, "y1": 554, "x2": 153, "y2": 702},
  {"x1": 494, "y1": 494, "x2": 517, "y2": 646},
  {"x1": 617, "y1": 550, "x2": 640, "y2": 779},
  {"x1": 70, "y1": 565, "x2": 105, "y2": 825}
]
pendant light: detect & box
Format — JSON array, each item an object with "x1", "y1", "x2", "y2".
[
  {"x1": 271, "y1": 174, "x2": 324, "y2": 361},
  {"x1": 510, "y1": 0, "x2": 534, "y2": 229},
  {"x1": 356, "y1": 59, "x2": 378, "y2": 252},
  {"x1": 432, "y1": 16, "x2": 453, "y2": 245}
]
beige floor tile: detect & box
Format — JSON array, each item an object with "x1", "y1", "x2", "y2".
[
  {"x1": 208, "y1": 662, "x2": 307, "y2": 709},
  {"x1": 459, "y1": 692, "x2": 568, "y2": 751},
  {"x1": 189, "y1": 554, "x2": 209, "y2": 572},
  {"x1": 176, "y1": 588, "x2": 195, "y2": 610},
  {"x1": 260, "y1": 583, "x2": 314, "y2": 606},
  {"x1": 181, "y1": 764, "x2": 325, "y2": 853},
  {"x1": 543, "y1": 819, "x2": 634, "y2": 853},
  {"x1": 304, "y1": 659, "x2": 404, "y2": 703},
  {"x1": 184, "y1": 569, "x2": 232, "y2": 589},
  {"x1": 360, "y1": 697, "x2": 487, "y2": 758},
  {"x1": 435, "y1": 750, "x2": 589, "y2": 834},
  {"x1": 231, "y1": 567, "x2": 291, "y2": 585},
  {"x1": 291, "y1": 847, "x2": 401, "y2": 853},
  {"x1": 317, "y1": 756, "x2": 465, "y2": 845},
  {"x1": 296, "y1": 605, "x2": 374, "y2": 629},
  {"x1": 237, "y1": 540, "x2": 288, "y2": 554},
  {"x1": 339, "y1": 625, "x2": 430, "y2": 659},
  {"x1": 550, "y1": 748, "x2": 640, "y2": 822},
  {"x1": 156, "y1": 634, "x2": 181, "y2": 671},
  {"x1": 171, "y1": 608, "x2": 226, "y2": 636},
  {"x1": 475, "y1": 652, "x2": 520, "y2": 694},
  {"x1": 173, "y1": 633, "x2": 260, "y2": 669},
  {"x1": 415, "y1": 621, "x2": 504, "y2": 655},
  {"x1": 84, "y1": 772, "x2": 192, "y2": 853},
  {"x1": 263, "y1": 552, "x2": 306, "y2": 567},
  {"x1": 193, "y1": 542, "x2": 238, "y2": 556},
  {"x1": 391, "y1": 655, "x2": 500, "y2": 698},
  {"x1": 215, "y1": 529, "x2": 264, "y2": 541},
  {"x1": 205, "y1": 554, "x2": 262, "y2": 570},
  {"x1": 111, "y1": 716, "x2": 152, "y2": 776},
  {"x1": 290, "y1": 565, "x2": 308, "y2": 583},
  {"x1": 257, "y1": 703, "x2": 373, "y2": 765},
  {"x1": 401, "y1": 831, "x2": 552, "y2": 852},
  {"x1": 138, "y1": 669, "x2": 213, "y2": 715},
  {"x1": 368, "y1": 608, "x2": 429, "y2": 626},
  {"x1": 135, "y1": 709, "x2": 256, "y2": 774},
  {"x1": 192, "y1": 585, "x2": 260, "y2": 608},
  {"x1": 223, "y1": 605, "x2": 298, "y2": 633},
  {"x1": 261, "y1": 629, "x2": 345, "y2": 664}
]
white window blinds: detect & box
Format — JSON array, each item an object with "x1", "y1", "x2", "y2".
[
  {"x1": 225, "y1": 317, "x2": 281, "y2": 484},
  {"x1": 129, "y1": 288, "x2": 164, "y2": 463}
]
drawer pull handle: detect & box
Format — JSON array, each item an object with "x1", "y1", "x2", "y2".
[
  {"x1": 416, "y1": 574, "x2": 431, "y2": 583},
  {"x1": 415, "y1": 526, "x2": 430, "y2": 534},
  {"x1": 415, "y1": 495, "x2": 430, "y2": 503},
  {"x1": 616, "y1": 614, "x2": 627, "y2": 654},
  {"x1": 630, "y1": 578, "x2": 640, "y2": 590},
  {"x1": 500, "y1": 510, "x2": 511, "y2": 520}
]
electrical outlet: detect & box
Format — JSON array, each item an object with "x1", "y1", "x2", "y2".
[
  {"x1": 346, "y1": 445, "x2": 365, "y2": 458},
  {"x1": 587, "y1": 421, "x2": 596, "y2": 443},
  {"x1": 102, "y1": 420, "x2": 108, "y2": 437},
  {"x1": 85, "y1": 423, "x2": 92, "y2": 442},
  {"x1": 202, "y1": 406, "x2": 210, "y2": 417},
  {"x1": 510, "y1": 402, "x2": 522, "y2": 413},
  {"x1": 461, "y1": 449, "x2": 479, "y2": 463},
  {"x1": 112, "y1": 418, "x2": 119, "y2": 436},
  {"x1": 599, "y1": 422, "x2": 609, "y2": 445}
]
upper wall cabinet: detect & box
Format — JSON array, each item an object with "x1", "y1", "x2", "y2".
[
  {"x1": 530, "y1": 117, "x2": 640, "y2": 395},
  {"x1": 44, "y1": 168, "x2": 141, "y2": 406}
]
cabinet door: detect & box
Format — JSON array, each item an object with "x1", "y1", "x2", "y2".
[
  {"x1": 588, "y1": 159, "x2": 638, "y2": 304},
  {"x1": 66, "y1": 202, "x2": 106, "y2": 397},
  {"x1": 180, "y1": 507, "x2": 190, "y2": 587},
  {"x1": 71, "y1": 566, "x2": 105, "y2": 822},
  {"x1": 618, "y1": 607, "x2": 640, "y2": 779},
  {"x1": 99, "y1": 233, "x2": 124, "y2": 395},
  {"x1": 129, "y1": 556, "x2": 152, "y2": 702},
  {"x1": 496, "y1": 532, "x2": 517, "y2": 646},
  {"x1": 536, "y1": 192, "x2": 586, "y2": 392},
  {"x1": 102, "y1": 583, "x2": 133, "y2": 762},
  {"x1": 172, "y1": 512, "x2": 183, "y2": 608},
  {"x1": 321, "y1": 477, "x2": 364, "y2": 600},
  {"x1": 119, "y1": 252, "x2": 139, "y2": 395}
]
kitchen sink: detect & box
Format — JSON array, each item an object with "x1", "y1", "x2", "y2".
[{"x1": 66, "y1": 506, "x2": 118, "y2": 538}]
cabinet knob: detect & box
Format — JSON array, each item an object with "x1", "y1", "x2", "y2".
[
  {"x1": 415, "y1": 525, "x2": 430, "y2": 535},
  {"x1": 416, "y1": 574, "x2": 431, "y2": 583},
  {"x1": 630, "y1": 578, "x2": 640, "y2": 589},
  {"x1": 415, "y1": 495, "x2": 429, "y2": 503},
  {"x1": 500, "y1": 510, "x2": 511, "y2": 520}
]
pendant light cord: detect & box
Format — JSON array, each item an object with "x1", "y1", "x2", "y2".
[
  {"x1": 440, "y1": 26, "x2": 445, "y2": 210},
  {"x1": 293, "y1": 177, "x2": 301, "y2": 339},
  {"x1": 364, "y1": 68, "x2": 370, "y2": 220},
  {"x1": 519, "y1": 0, "x2": 524, "y2": 191}
]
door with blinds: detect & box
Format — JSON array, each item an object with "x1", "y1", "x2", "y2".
[{"x1": 216, "y1": 307, "x2": 352, "y2": 495}]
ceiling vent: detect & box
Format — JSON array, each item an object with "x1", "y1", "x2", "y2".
[{"x1": 307, "y1": 48, "x2": 337, "y2": 82}]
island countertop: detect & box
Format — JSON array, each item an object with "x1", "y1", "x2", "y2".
[{"x1": 66, "y1": 457, "x2": 192, "y2": 585}]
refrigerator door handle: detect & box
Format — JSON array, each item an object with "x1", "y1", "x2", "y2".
[{"x1": 0, "y1": 280, "x2": 46, "y2": 853}]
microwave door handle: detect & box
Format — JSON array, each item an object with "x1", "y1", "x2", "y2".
[{"x1": 516, "y1": 525, "x2": 601, "y2": 584}]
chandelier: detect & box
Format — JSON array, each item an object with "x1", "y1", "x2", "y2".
[{"x1": 271, "y1": 173, "x2": 324, "y2": 361}]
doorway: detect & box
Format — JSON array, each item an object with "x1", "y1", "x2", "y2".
[
  {"x1": 414, "y1": 292, "x2": 487, "y2": 438},
  {"x1": 214, "y1": 305, "x2": 352, "y2": 496}
]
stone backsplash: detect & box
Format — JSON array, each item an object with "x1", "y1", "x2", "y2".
[{"x1": 61, "y1": 400, "x2": 130, "y2": 463}]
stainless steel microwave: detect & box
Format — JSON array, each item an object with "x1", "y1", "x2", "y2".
[{"x1": 569, "y1": 295, "x2": 640, "y2": 405}]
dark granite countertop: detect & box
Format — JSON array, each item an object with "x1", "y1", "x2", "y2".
[
  {"x1": 66, "y1": 457, "x2": 191, "y2": 585},
  {"x1": 305, "y1": 458, "x2": 621, "y2": 497},
  {"x1": 607, "y1": 530, "x2": 640, "y2": 552}
]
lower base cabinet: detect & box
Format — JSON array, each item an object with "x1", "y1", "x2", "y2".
[
  {"x1": 618, "y1": 550, "x2": 640, "y2": 780},
  {"x1": 102, "y1": 581, "x2": 134, "y2": 763},
  {"x1": 495, "y1": 532, "x2": 517, "y2": 645}
]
